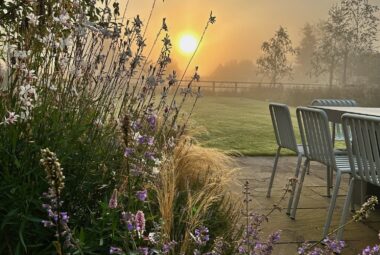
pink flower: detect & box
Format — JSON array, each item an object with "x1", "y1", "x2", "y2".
[
  {"x1": 108, "y1": 189, "x2": 118, "y2": 209},
  {"x1": 135, "y1": 210, "x2": 145, "y2": 235}
]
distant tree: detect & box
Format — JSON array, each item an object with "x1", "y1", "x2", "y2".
[
  {"x1": 339, "y1": 0, "x2": 379, "y2": 86},
  {"x1": 296, "y1": 23, "x2": 317, "y2": 78},
  {"x1": 256, "y1": 26, "x2": 296, "y2": 85},
  {"x1": 209, "y1": 59, "x2": 257, "y2": 81},
  {"x1": 312, "y1": 0, "x2": 379, "y2": 87},
  {"x1": 311, "y1": 9, "x2": 346, "y2": 87}
]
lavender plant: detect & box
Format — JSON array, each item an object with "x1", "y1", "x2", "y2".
[
  {"x1": 0, "y1": 0, "x2": 217, "y2": 253},
  {"x1": 236, "y1": 180, "x2": 293, "y2": 255},
  {"x1": 298, "y1": 196, "x2": 378, "y2": 255}
]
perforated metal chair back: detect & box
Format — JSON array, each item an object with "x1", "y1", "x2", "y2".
[
  {"x1": 311, "y1": 99, "x2": 358, "y2": 107},
  {"x1": 296, "y1": 107, "x2": 335, "y2": 167},
  {"x1": 269, "y1": 103, "x2": 298, "y2": 153},
  {"x1": 311, "y1": 99, "x2": 358, "y2": 141},
  {"x1": 342, "y1": 114, "x2": 380, "y2": 186}
]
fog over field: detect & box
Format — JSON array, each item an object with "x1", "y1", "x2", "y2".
[{"x1": 122, "y1": 0, "x2": 380, "y2": 87}]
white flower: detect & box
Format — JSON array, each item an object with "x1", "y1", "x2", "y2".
[
  {"x1": 1, "y1": 112, "x2": 20, "y2": 125},
  {"x1": 0, "y1": 58, "x2": 6, "y2": 84},
  {"x1": 54, "y1": 12, "x2": 71, "y2": 26},
  {"x1": 26, "y1": 13, "x2": 39, "y2": 26},
  {"x1": 20, "y1": 109, "x2": 31, "y2": 121},
  {"x1": 134, "y1": 132, "x2": 142, "y2": 141},
  {"x1": 148, "y1": 232, "x2": 157, "y2": 243},
  {"x1": 19, "y1": 84, "x2": 36, "y2": 99},
  {"x1": 94, "y1": 118, "x2": 103, "y2": 128},
  {"x1": 23, "y1": 69, "x2": 37, "y2": 81},
  {"x1": 48, "y1": 84, "x2": 57, "y2": 91},
  {"x1": 14, "y1": 50, "x2": 30, "y2": 60},
  {"x1": 153, "y1": 157, "x2": 161, "y2": 166},
  {"x1": 152, "y1": 167, "x2": 160, "y2": 175},
  {"x1": 7, "y1": 45, "x2": 17, "y2": 55}
]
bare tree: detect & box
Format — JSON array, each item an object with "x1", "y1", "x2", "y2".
[
  {"x1": 256, "y1": 26, "x2": 296, "y2": 85},
  {"x1": 312, "y1": 0, "x2": 379, "y2": 87}
]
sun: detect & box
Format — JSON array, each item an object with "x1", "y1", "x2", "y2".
[{"x1": 179, "y1": 34, "x2": 198, "y2": 55}]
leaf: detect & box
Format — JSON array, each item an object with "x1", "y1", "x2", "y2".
[
  {"x1": 79, "y1": 228, "x2": 85, "y2": 243},
  {"x1": 18, "y1": 222, "x2": 27, "y2": 253}
]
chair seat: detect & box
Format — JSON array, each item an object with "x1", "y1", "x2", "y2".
[
  {"x1": 335, "y1": 155, "x2": 352, "y2": 173},
  {"x1": 296, "y1": 145, "x2": 347, "y2": 157},
  {"x1": 296, "y1": 144, "x2": 304, "y2": 155}
]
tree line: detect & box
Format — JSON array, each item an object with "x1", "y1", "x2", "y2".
[{"x1": 256, "y1": 0, "x2": 379, "y2": 88}]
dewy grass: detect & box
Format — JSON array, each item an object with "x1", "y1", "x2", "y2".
[{"x1": 183, "y1": 96, "x2": 300, "y2": 156}]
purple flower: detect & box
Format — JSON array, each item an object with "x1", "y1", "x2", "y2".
[
  {"x1": 238, "y1": 245, "x2": 246, "y2": 254},
  {"x1": 194, "y1": 226, "x2": 209, "y2": 246},
  {"x1": 132, "y1": 120, "x2": 141, "y2": 131},
  {"x1": 323, "y1": 236, "x2": 345, "y2": 253},
  {"x1": 60, "y1": 212, "x2": 69, "y2": 224},
  {"x1": 138, "y1": 247, "x2": 149, "y2": 255},
  {"x1": 108, "y1": 189, "x2": 118, "y2": 209},
  {"x1": 147, "y1": 136, "x2": 154, "y2": 146},
  {"x1": 110, "y1": 246, "x2": 124, "y2": 254},
  {"x1": 162, "y1": 240, "x2": 177, "y2": 254},
  {"x1": 121, "y1": 211, "x2": 135, "y2": 231},
  {"x1": 138, "y1": 135, "x2": 146, "y2": 144},
  {"x1": 41, "y1": 220, "x2": 54, "y2": 227},
  {"x1": 144, "y1": 151, "x2": 155, "y2": 160},
  {"x1": 124, "y1": 148, "x2": 134, "y2": 158},
  {"x1": 136, "y1": 190, "x2": 148, "y2": 201},
  {"x1": 268, "y1": 231, "x2": 281, "y2": 243},
  {"x1": 147, "y1": 114, "x2": 157, "y2": 129}
]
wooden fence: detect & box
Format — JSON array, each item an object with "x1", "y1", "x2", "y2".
[{"x1": 179, "y1": 79, "x2": 363, "y2": 92}]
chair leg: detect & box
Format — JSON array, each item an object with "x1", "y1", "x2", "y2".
[
  {"x1": 337, "y1": 176, "x2": 355, "y2": 241},
  {"x1": 306, "y1": 159, "x2": 311, "y2": 175},
  {"x1": 290, "y1": 159, "x2": 310, "y2": 219},
  {"x1": 323, "y1": 170, "x2": 342, "y2": 237},
  {"x1": 286, "y1": 153, "x2": 302, "y2": 215},
  {"x1": 267, "y1": 146, "x2": 281, "y2": 198},
  {"x1": 332, "y1": 123, "x2": 336, "y2": 148},
  {"x1": 326, "y1": 166, "x2": 332, "y2": 198}
]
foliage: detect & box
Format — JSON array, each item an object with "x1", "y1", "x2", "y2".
[
  {"x1": 295, "y1": 23, "x2": 317, "y2": 78},
  {"x1": 256, "y1": 26, "x2": 296, "y2": 85},
  {"x1": 311, "y1": 0, "x2": 379, "y2": 86},
  {"x1": 0, "y1": 0, "x2": 228, "y2": 254}
]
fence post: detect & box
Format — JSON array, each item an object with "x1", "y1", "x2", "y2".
[
  {"x1": 213, "y1": 82, "x2": 216, "y2": 93},
  {"x1": 235, "y1": 82, "x2": 238, "y2": 93}
]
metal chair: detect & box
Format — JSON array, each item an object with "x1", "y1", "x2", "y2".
[
  {"x1": 311, "y1": 99, "x2": 358, "y2": 145},
  {"x1": 332, "y1": 113, "x2": 380, "y2": 240},
  {"x1": 311, "y1": 99, "x2": 357, "y2": 192},
  {"x1": 289, "y1": 107, "x2": 352, "y2": 221},
  {"x1": 267, "y1": 103, "x2": 305, "y2": 214}
]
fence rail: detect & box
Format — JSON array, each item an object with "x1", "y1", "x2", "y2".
[{"x1": 179, "y1": 79, "x2": 365, "y2": 92}]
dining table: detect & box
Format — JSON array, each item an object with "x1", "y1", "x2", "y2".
[
  {"x1": 310, "y1": 106, "x2": 380, "y2": 123},
  {"x1": 311, "y1": 105, "x2": 380, "y2": 205}
]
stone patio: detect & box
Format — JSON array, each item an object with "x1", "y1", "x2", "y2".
[{"x1": 230, "y1": 156, "x2": 380, "y2": 254}]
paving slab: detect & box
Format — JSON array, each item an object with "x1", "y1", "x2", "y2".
[{"x1": 232, "y1": 156, "x2": 380, "y2": 255}]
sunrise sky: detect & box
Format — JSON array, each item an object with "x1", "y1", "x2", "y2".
[{"x1": 124, "y1": 0, "x2": 378, "y2": 77}]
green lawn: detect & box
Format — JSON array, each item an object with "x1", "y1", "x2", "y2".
[{"x1": 186, "y1": 96, "x2": 300, "y2": 156}]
